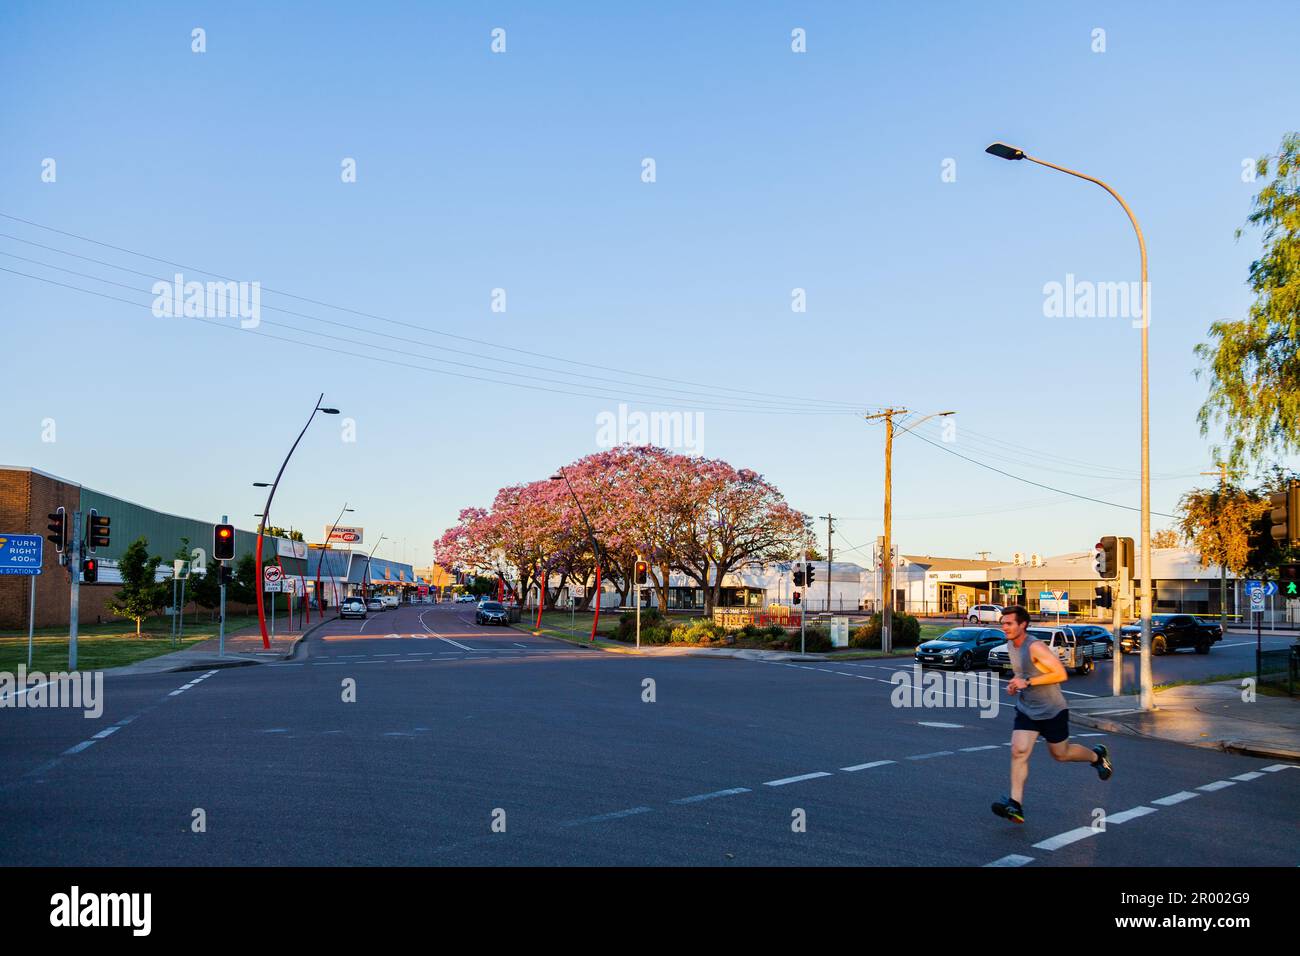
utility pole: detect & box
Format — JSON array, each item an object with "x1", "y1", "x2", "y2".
[
  {"x1": 1201, "y1": 463, "x2": 1238, "y2": 632},
  {"x1": 865, "y1": 408, "x2": 905, "y2": 654},
  {"x1": 820, "y1": 514, "x2": 834, "y2": 613}
]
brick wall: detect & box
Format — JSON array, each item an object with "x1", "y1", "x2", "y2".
[{"x1": 0, "y1": 469, "x2": 84, "y2": 630}]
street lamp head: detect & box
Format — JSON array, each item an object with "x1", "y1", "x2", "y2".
[
  {"x1": 549, "y1": 474, "x2": 563, "y2": 482},
  {"x1": 253, "y1": 482, "x2": 271, "y2": 488},
  {"x1": 985, "y1": 142, "x2": 1026, "y2": 161},
  {"x1": 320, "y1": 407, "x2": 340, "y2": 415}
]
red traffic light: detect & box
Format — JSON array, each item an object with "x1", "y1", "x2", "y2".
[
  {"x1": 214, "y1": 523, "x2": 236, "y2": 560},
  {"x1": 81, "y1": 558, "x2": 98, "y2": 583}
]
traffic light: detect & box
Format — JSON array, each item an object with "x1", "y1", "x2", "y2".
[
  {"x1": 86, "y1": 509, "x2": 110, "y2": 552},
  {"x1": 1270, "y1": 482, "x2": 1300, "y2": 545},
  {"x1": 634, "y1": 559, "x2": 648, "y2": 585},
  {"x1": 805, "y1": 563, "x2": 816, "y2": 586},
  {"x1": 1094, "y1": 585, "x2": 1112, "y2": 609},
  {"x1": 1094, "y1": 536, "x2": 1118, "y2": 579},
  {"x1": 214, "y1": 523, "x2": 235, "y2": 561},
  {"x1": 792, "y1": 591, "x2": 801, "y2": 605},
  {"x1": 46, "y1": 507, "x2": 66, "y2": 553},
  {"x1": 1279, "y1": 564, "x2": 1300, "y2": 599},
  {"x1": 793, "y1": 566, "x2": 805, "y2": 587},
  {"x1": 81, "y1": 557, "x2": 98, "y2": 583},
  {"x1": 220, "y1": 565, "x2": 234, "y2": 584}
]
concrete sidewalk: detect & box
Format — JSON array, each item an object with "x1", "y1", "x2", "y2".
[{"x1": 1072, "y1": 681, "x2": 1300, "y2": 761}]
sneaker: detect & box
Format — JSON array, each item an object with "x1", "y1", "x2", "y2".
[
  {"x1": 991, "y1": 796, "x2": 1024, "y2": 824},
  {"x1": 1092, "y1": 744, "x2": 1113, "y2": 781}
]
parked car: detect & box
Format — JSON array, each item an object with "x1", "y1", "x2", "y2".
[
  {"x1": 339, "y1": 597, "x2": 367, "y2": 620},
  {"x1": 915, "y1": 627, "x2": 1006, "y2": 671},
  {"x1": 987, "y1": 626, "x2": 1102, "y2": 676},
  {"x1": 366, "y1": 597, "x2": 384, "y2": 612},
  {"x1": 475, "y1": 601, "x2": 509, "y2": 626},
  {"x1": 380, "y1": 594, "x2": 399, "y2": 609},
  {"x1": 1119, "y1": 614, "x2": 1223, "y2": 655},
  {"x1": 1064, "y1": 624, "x2": 1114, "y2": 660},
  {"x1": 965, "y1": 603, "x2": 1006, "y2": 624}
]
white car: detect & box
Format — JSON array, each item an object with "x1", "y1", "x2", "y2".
[
  {"x1": 966, "y1": 603, "x2": 1006, "y2": 624},
  {"x1": 380, "y1": 594, "x2": 399, "y2": 609}
]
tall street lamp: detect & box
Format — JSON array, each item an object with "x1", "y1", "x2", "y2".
[
  {"x1": 985, "y1": 141, "x2": 1152, "y2": 709},
  {"x1": 864, "y1": 409, "x2": 954, "y2": 653},
  {"x1": 254, "y1": 393, "x2": 340, "y2": 649},
  {"x1": 318, "y1": 503, "x2": 354, "y2": 619},
  {"x1": 551, "y1": 467, "x2": 603, "y2": 641}
]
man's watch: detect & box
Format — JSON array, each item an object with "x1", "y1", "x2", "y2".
[{"x1": 1024, "y1": 677, "x2": 1034, "y2": 688}]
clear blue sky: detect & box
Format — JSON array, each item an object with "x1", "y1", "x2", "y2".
[{"x1": 2, "y1": 1, "x2": 1296, "y2": 568}]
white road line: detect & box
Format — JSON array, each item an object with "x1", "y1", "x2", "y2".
[
  {"x1": 1261, "y1": 764, "x2": 1298, "y2": 772},
  {"x1": 840, "y1": 760, "x2": 895, "y2": 772},
  {"x1": 959, "y1": 745, "x2": 1001, "y2": 753},
  {"x1": 763, "y1": 771, "x2": 832, "y2": 787},
  {"x1": 1074, "y1": 732, "x2": 1107, "y2": 737},
  {"x1": 918, "y1": 721, "x2": 964, "y2": 728},
  {"x1": 372, "y1": 653, "x2": 399, "y2": 657},
  {"x1": 62, "y1": 740, "x2": 97, "y2": 755},
  {"x1": 906, "y1": 751, "x2": 954, "y2": 760},
  {"x1": 513, "y1": 643, "x2": 529, "y2": 648},
  {"x1": 1197, "y1": 780, "x2": 1236, "y2": 792},
  {"x1": 670, "y1": 788, "x2": 752, "y2": 804},
  {"x1": 1151, "y1": 791, "x2": 1199, "y2": 806},
  {"x1": 985, "y1": 854, "x2": 1035, "y2": 867},
  {"x1": 1033, "y1": 827, "x2": 1098, "y2": 851},
  {"x1": 561, "y1": 806, "x2": 654, "y2": 827},
  {"x1": 439, "y1": 637, "x2": 474, "y2": 651},
  {"x1": 1230, "y1": 771, "x2": 1265, "y2": 782},
  {"x1": 91, "y1": 726, "x2": 119, "y2": 740},
  {"x1": 1106, "y1": 806, "x2": 1157, "y2": 825}
]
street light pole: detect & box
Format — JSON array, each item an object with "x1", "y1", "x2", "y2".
[
  {"x1": 318, "y1": 503, "x2": 353, "y2": 621},
  {"x1": 551, "y1": 467, "x2": 603, "y2": 641},
  {"x1": 363, "y1": 534, "x2": 387, "y2": 601},
  {"x1": 985, "y1": 142, "x2": 1152, "y2": 710},
  {"x1": 254, "y1": 393, "x2": 339, "y2": 649}
]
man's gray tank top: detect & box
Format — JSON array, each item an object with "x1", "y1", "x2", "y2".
[{"x1": 1009, "y1": 636, "x2": 1068, "y2": 720}]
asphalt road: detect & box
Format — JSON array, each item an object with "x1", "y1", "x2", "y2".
[{"x1": 1, "y1": 603, "x2": 1295, "y2": 866}]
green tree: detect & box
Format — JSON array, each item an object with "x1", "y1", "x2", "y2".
[
  {"x1": 109, "y1": 537, "x2": 167, "y2": 637},
  {"x1": 229, "y1": 553, "x2": 257, "y2": 605},
  {"x1": 263, "y1": 527, "x2": 304, "y2": 541},
  {"x1": 1175, "y1": 477, "x2": 1297, "y2": 576},
  {"x1": 1195, "y1": 132, "x2": 1300, "y2": 468}
]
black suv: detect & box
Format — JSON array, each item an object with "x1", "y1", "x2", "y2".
[
  {"x1": 914, "y1": 627, "x2": 1005, "y2": 671},
  {"x1": 1119, "y1": 614, "x2": 1223, "y2": 655}
]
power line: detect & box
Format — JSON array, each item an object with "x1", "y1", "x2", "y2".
[
  {"x1": 0, "y1": 252, "x2": 861, "y2": 414},
  {"x1": 900, "y1": 428, "x2": 1177, "y2": 519},
  {"x1": 0, "y1": 213, "x2": 876, "y2": 413}
]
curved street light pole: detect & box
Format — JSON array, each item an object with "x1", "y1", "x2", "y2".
[
  {"x1": 317, "y1": 503, "x2": 353, "y2": 620},
  {"x1": 255, "y1": 393, "x2": 339, "y2": 649},
  {"x1": 986, "y1": 142, "x2": 1151, "y2": 709},
  {"x1": 363, "y1": 534, "x2": 387, "y2": 601},
  {"x1": 552, "y1": 467, "x2": 603, "y2": 641}
]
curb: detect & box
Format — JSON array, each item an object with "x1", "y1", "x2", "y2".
[
  {"x1": 104, "y1": 615, "x2": 327, "y2": 676},
  {"x1": 1071, "y1": 710, "x2": 1300, "y2": 762}
]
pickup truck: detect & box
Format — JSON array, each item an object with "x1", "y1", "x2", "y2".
[
  {"x1": 1119, "y1": 614, "x2": 1223, "y2": 655},
  {"x1": 987, "y1": 626, "x2": 1104, "y2": 676}
]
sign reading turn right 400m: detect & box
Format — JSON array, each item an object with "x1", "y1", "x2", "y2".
[{"x1": 0, "y1": 534, "x2": 44, "y2": 575}]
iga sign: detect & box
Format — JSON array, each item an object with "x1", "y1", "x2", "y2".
[{"x1": 325, "y1": 525, "x2": 364, "y2": 545}]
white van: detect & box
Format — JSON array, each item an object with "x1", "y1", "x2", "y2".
[{"x1": 380, "y1": 594, "x2": 399, "y2": 609}]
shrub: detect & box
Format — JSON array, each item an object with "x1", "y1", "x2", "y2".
[
  {"x1": 671, "y1": 618, "x2": 725, "y2": 645},
  {"x1": 850, "y1": 612, "x2": 920, "y2": 649},
  {"x1": 615, "y1": 608, "x2": 664, "y2": 642},
  {"x1": 639, "y1": 624, "x2": 673, "y2": 645}
]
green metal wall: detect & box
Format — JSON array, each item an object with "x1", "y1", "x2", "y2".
[{"x1": 77, "y1": 487, "x2": 263, "y2": 563}]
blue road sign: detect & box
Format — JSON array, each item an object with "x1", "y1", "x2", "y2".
[
  {"x1": 0, "y1": 533, "x2": 43, "y2": 575},
  {"x1": 1245, "y1": 580, "x2": 1279, "y2": 597}
]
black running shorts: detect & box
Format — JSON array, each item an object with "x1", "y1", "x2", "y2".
[{"x1": 1012, "y1": 707, "x2": 1070, "y2": 744}]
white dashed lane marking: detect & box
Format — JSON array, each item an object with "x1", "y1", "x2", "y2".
[
  {"x1": 763, "y1": 772, "x2": 833, "y2": 787},
  {"x1": 1152, "y1": 791, "x2": 1199, "y2": 806},
  {"x1": 985, "y1": 854, "x2": 1035, "y2": 867},
  {"x1": 841, "y1": 760, "x2": 896, "y2": 772},
  {"x1": 1033, "y1": 827, "x2": 1099, "y2": 851},
  {"x1": 561, "y1": 806, "x2": 654, "y2": 827},
  {"x1": 1197, "y1": 780, "x2": 1236, "y2": 792},
  {"x1": 670, "y1": 788, "x2": 752, "y2": 804},
  {"x1": 1106, "y1": 806, "x2": 1157, "y2": 824}
]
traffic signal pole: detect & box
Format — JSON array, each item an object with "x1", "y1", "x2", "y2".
[{"x1": 68, "y1": 509, "x2": 82, "y2": 671}]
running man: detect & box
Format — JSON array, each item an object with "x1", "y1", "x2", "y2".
[{"x1": 992, "y1": 605, "x2": 1112, "y2": 823}]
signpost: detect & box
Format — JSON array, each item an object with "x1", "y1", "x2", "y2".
[
  {"x1": 1040, "y1": 589, "x2": 1069, "y2": 620},
  {"x1": 264, "y1": 565, "x2": 283, "y2": 636},
  {"x1": 0, "y1": 534, "x2": 44, "y2": 668}
]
